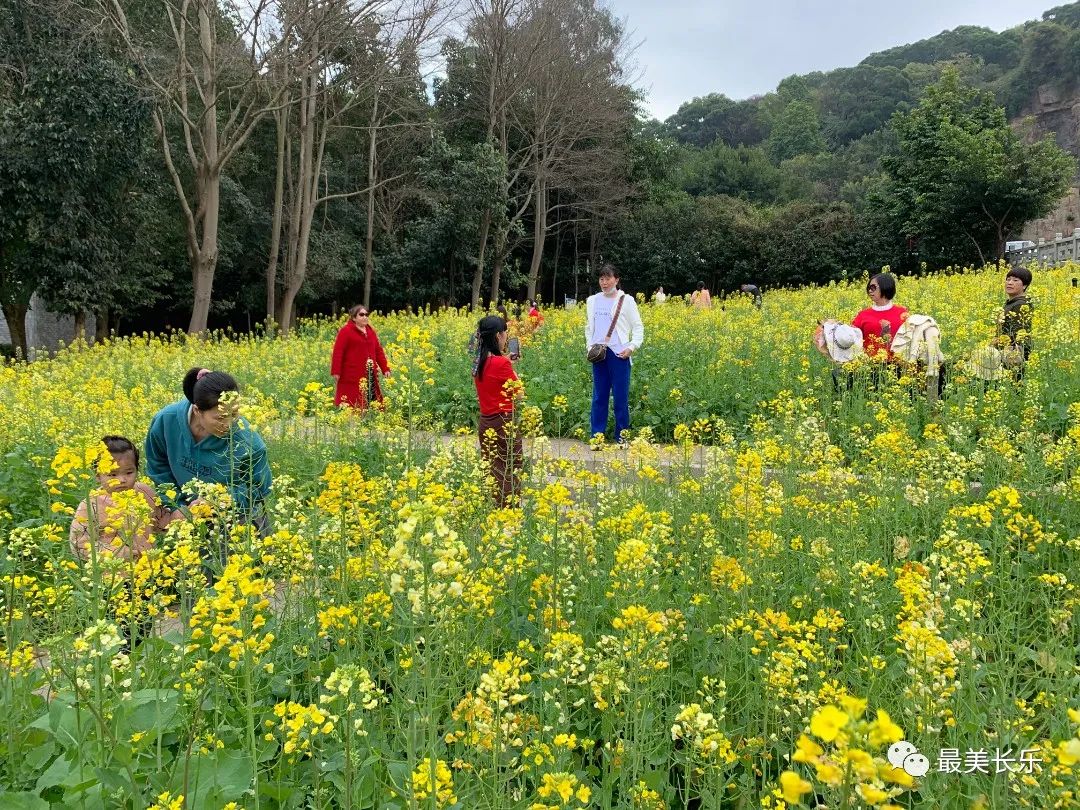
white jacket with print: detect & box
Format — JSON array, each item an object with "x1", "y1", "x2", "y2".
[{"x1": 584, "y1": 292, "x2": 645, "y2": 352}]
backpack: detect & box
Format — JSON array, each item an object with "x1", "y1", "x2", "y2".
[{"x1": 891, "y1": 314, "x2": 944, "y2": 377}]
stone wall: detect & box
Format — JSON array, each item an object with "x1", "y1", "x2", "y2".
[
  {"x1": 0, "y1": 294, "x2": 96, "y2": 356},
  {"x1": 1016, "y1": 83, "x2": 1080, "y2": 243}
]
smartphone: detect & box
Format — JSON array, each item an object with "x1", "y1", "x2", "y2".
[
  {"x1": 1073, "y1": 278, "x2": 1078, "y2": 288},
  {"x1": 507, "y1": 337, "x2": 521, "y2": 360}
]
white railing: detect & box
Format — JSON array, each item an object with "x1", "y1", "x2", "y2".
[{"x1": 1007, "y1": 228, "x2": 1080, "y2": 266}]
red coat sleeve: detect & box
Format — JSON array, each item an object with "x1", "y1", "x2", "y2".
[
  {"x1": 330, "y1": 325, "x2": 349, "y2": 377},
  {"x1": 371, "y1": 328, "x2": 390, "y2": 373}
]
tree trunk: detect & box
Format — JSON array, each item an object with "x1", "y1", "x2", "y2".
[
  {"x1": 267, "y1": 104, "x2": 288, "y2": 326},
  {"x1": 963, "y1": 230, "x2": 987, "y2": 266},
  {"x1": 551, "y1": 218, "x2": 562, "y2": 305},
  {"x1": 472, "y1": 210, "x2": 491, "y2": 310},
  {"x1": 188, "y1": 4, "x2": 220, "y2": 335},
  {"x1": 95, "y1": 308, "x2": 109, "y2": 344},
  {"x1": 573, "y1": 219, "x2": 579, "y2": 302},
  {"x1": 588, "y1": 219, "x2": 599, "y2": 270},
  {"x1": 189, "y1": 233, "x2": 218, "y2": 334},
  {"x1": 363, "y1": 91, "x2": 380, "y2": 310},
  {"x1": 276, "y1": 33, "x2": 324, "y2": 336},
  {"x1": 278, "y1": 284, "x2": 302, "y2": 336},
  {"x1": 2, "y1": 302, "x2": 28, "y2": 358},
  {"x1": 73, "y1": 310, "x2": 86, "y2": 342},
  {"x1": 489, "y1": 224, "x2": 507, "y2": 307},
  {"x1": 526, "y1": 176, "x2": 547, "y2": 301}
]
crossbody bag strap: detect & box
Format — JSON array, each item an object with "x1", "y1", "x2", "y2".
[{"x1": 603, "y1": 294, "x2": 625, "y2": 344}]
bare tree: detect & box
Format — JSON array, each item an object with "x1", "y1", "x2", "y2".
[
  {"x1": 444, "y1": 0, "x2": 542, "y2": 308},
  {"x1": 362, "y1": 47, "x2": 432, "y2": 309},
  {"x1": 265, "y1": 0, "x2": 443, "y2": 331},
  {"x1": 95, "y1": 0, "x2": 314, "y2": 332},
  {"x1": 443, "y1": 0, "x2": 632, "y2": 307},
  {"x1": 513, "y1": 0, "x2": 634, "y2": 301}
]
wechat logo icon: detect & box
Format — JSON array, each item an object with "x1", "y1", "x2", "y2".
[{"x1": 888, "y1": 741, "x2": 930, "y2": 777}]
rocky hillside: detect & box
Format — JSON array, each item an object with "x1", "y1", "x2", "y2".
[{"x1": 1020, "y1": 81, "x2": 1080, "y2": 240}]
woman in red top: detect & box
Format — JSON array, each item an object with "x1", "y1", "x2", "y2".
[
  {"x1": 473, "y1": 315, "x2": 523, "y2": 506},
  {"x1": 527, "y1": 300, "x2": 544, "y2": 328},
  {"x1": 330, "y1": 305, "x2": 391, "y2": 408},
  {"x1": 852, "y1": 272, "x2": 908, "y2": 358}
]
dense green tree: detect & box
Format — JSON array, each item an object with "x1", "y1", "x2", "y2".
[
  {"x1": 1044, "y1": 1, "x2": 1080, "y2": 29},
  {"x1": 878, "y1": 69, "x2": 1075, "y2": 265},
  {"x1": 385, "y1": 136, "x2": 506, "y2": 308},
  {"x1": 756, "y1": 202, "x2": 869, "y2": 288},
  {"x1": 766, "y1": 99, "x2": 827, "y2": 163},
  {"x1": 663, "y1": 93, "x2": 768, "y2": 148},
  {"x1": 0, "y1": 0, "x2": 155, "y2": 352},
  {"x1": 818, "y1": 65, "x2": 913, "y2": 146},
  {"x1": 680, "y1": 143, "x2": 786, "y2": 203},
  {"x1": 862, "y1": 25, "x2": 1021, "y2": 72}
]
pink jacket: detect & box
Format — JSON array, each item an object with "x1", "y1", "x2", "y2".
[{"x1": 69, "y1": 482, "x2": 177, "y2": 562}]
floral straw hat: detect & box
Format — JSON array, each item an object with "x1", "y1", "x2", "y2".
[
  {"x1": 969, "y1": 344, "x2": 1005, "y2": 381},
  {"x1": 823, "y1": 320, "x2": 863, "y2": 363}
]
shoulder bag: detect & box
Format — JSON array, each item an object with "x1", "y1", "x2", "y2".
[{"x1": 587, "y1": 294, "x2": 625, "y2": 364}]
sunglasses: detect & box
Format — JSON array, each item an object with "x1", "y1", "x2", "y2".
[
  {"x1": 356, "y1": 311, "x2": 369, "y2": 317},
  {"x1": 867, "y1": 285, "x2": 879, "y2": 291}
]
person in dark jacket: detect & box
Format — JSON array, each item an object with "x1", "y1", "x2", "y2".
[
  {"x1": 1000, "y1": 267, "x2": 1034, "y2": 376},
  {"x1": 740, "y1": 283, "x2": 762, "y2": 309}
]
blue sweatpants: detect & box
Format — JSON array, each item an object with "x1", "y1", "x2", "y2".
[{"x1": 590, "y1": 352, "x2": 631, "y2": 440}]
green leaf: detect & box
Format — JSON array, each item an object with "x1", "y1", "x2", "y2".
[
  {"x1": 0, "y1": 793, "x2": 49, "y2": 810},
  {"x1": 258, "y1": 782, "x2": 296, "y2": 802},
  {"x1": 119, "y1": 689, "x2": 181, "y2": 739},
  {"x1": 22, "y1": 741, "x2": 55, "y2": 772},
  {"x1": 174, "y1": 748, "x2": 253, "y2": 807},
  {"x1": 34, "y1": 753, "x2": 93, "y2": 792},
  {"x1": 28, "y1": 696, "x2": 81, "y2": 747}
]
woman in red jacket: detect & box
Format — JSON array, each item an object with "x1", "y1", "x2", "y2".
[
  {"x1": 852, "y1": 272, "x2": 907, "y2": 359},
  {"x1": 330, "y1": 305, "x2": 391, "y2": 408},
  {"x1": 473, "y1": 314, "x2": 524, "y2": 506}
]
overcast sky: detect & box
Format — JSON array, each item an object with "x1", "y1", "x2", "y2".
[{"x1": 611, "y1": 0, "x2": 1056, "y2": 120}]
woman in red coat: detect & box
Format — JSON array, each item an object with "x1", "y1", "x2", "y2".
[{"x1": 330, "y1": 305, "x2": 391, "y2": 408}]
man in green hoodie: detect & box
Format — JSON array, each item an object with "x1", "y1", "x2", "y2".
[{"x1": 1000, "y1": 267, "x2": 1034, "y2": 379}]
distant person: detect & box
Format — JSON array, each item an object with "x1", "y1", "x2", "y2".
[
  {"x1": 472, "y1": 315, "x2": 524, "y2": 506},
  {"x1": 330, "y1": 304, "x2": 391, "y2": 409},
  {"x1": 527, "y1": 299, "x2": 544, "y2": 328},
  {"x1": 653, "y1": 286, "x2": 668, "y2": 303},
  {"x1": 691, "y1": 281, "x2": 712, "y2": 310},
  {"x1": 852, "y1": 273, "x2": 907, "y2": 359},
  {"x1": 741, "y1": 283, "x2": 762, "y2": 309},
  {"x1": 586, "y1": 263, "x2": 644, "y2": 446},
  {"x1": 999, "y1": 267, "x2": 1033, "y2": 378}
]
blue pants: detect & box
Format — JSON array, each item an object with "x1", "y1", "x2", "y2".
[{"x1": 590, "y1": 352, "x2": 631, "y2": 440}]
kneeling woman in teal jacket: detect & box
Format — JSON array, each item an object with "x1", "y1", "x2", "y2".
[{"x1": 145, "y1": 367, "x2": 272, "y2": 540}]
